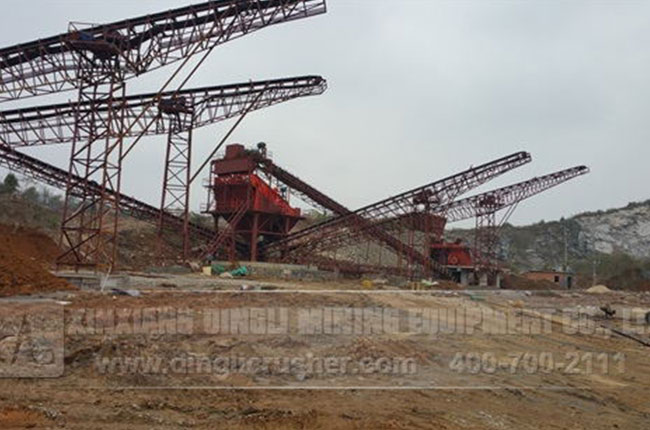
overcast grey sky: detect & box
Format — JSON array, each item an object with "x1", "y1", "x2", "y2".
[{"x1": 1, "y1": 0, "x2": 648, "y2": 226}]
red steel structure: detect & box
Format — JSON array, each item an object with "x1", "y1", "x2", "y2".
[
  {"x1": 0, "y1": 76, "x2": 326, "y2": 261},
  {"x1": 199, "y1": 142, "x2": 354, "y2": 261},
  {"x1": 203, "y1": 142, "x2": 461, "y2": 263},
  {"x1": 0, "y1": 134, "x2": 588, "y2": 280},
  {"x1": 196, "y1": 145, "x2": 586, "y2": 280},
  {"x1": 0, "y1": 77, "x2": 326, "y2": 148},
  {"x1": 0, "y1": 0, "x2": 327, "y2": 102},
  {"x1": 0, "y1": 144, "x2": 215, "y2": 243},
  {"x1": 202, "y1": 144, "x2": 306, "y2": 261},
  {"x1": 263, "y1": 151, "x2": 533, "y2": 277},
  {"x1": 270, "y1": 162, "x2": 587, "y2": 280},
  {"x1": 156, "y1": 77, "x2": 326, "y2": 257},
  {"x1": 254, "y1": 152, "x2": 351, "y2": 216},
  {"x1": 439, "y1": 165, "x2": 589, "y2": 275},
  {"x1": 0, "y1": 0, "x2": 326, "y2": 270}
]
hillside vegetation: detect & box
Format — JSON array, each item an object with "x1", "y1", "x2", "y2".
[
  {"x1": 447, "y1": 200, "x2": 650, "y2": 290},
  {"x1": 2, "y1": 172, "x2": 649, "y2": 289}
]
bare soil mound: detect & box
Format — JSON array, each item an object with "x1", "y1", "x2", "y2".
[
  {"x1": 0, "y1": 224, "x2": 74, "y2": 297},
  {"x1": 585, "y1": 284, "x2": 612, "y2": 294},
  {"x1": 0, "y1": 224, "x2": 61, "y2": 263}
]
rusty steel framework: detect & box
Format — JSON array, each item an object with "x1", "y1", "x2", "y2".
[
  {"x1": 256, "y1": 156, "x2": 351, "y2": 216},
  {"x1": 0, "y1": 1, "x2": 326, "y2": 270},
  {"x1": 3, "y1": 136, "x2": 587, "y2": 279},
  {"x1": 0, "y1": 76, "x2": 326, "y2": 261},
  {"x1": 198, "y1": 146, "x2": 350, "y2": 261},
  {"x1": 440, "y1": 165, "x2": 590, "y2": 274},
  {"x1": 202, "y1": 190, "x2": 253, "y2": 260},
  {"x1": 159, "y1": 108, "x2": 195, "y2": 258},
  {"x1": 314, "y1": 165, "x2": 589, "y2": 277},
  {"x1": 0, "y1": 1, "x2": 590, "y2": 280},
  {"x1": 154, "y1": 78, "x2": 326, "y2": 258},
  {"x1": 202, "y1": 167, "x2": 257, "y2": 261},
  {"x1": 0, "y1": 76, "x2": 327, "y2": 148},
  {"x1": 0, "y1": 76, "x2": 327, "y2": 261},
  {"x1": 440, "y1": 166, "x2": 589, "y2": 222},
  {"x1": 273, "y1": 162, "x2": 586, "y2": 278},
  {"x1": 57, "y1": 65, "x2": 126, "y2": 267},
  {"x1": 264, "y1": 151, "x2": 532, "y2": 277},
  {"x1": 0, "y1": 0, "x2": 327, "y2": 101},
  {"x1": 0, "y1": 143, "x2": 215, "y2": 243}
]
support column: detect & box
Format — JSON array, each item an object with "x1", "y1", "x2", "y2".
[
  {"x1": 474, "y1": 210, "x2": 499, "y2": 285},
  {"x1": 159, "y1": 104, "x2": 195, "y2": 260},
  {"x1": 250, "y1": 212, "x2": 260, "y2": 262},
  {"x1": 58, "y1": 61, "x2": 126, "y2": 271}
]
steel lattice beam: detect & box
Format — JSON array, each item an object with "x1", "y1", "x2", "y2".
[
  {"x1": 159, "y1": 111, "x2": 195, "y2": 259},
  {"x1": 0, "y1": 76, "x2": 326, "y2": 264},
  {"x1": 0, "y1": 1, "x2": 326, "y2": 270},
  {"x1": 0, "y1": 75, "x2": 325, "y2": 265},
  {"x1": 442, "y1": 165, "x2": 589, "y2": 223},
  {"x1": 0, "y1": 75, "x2": 326, "y2": 267},
  {"x1": 440, "y1": 165, "x2": 590, "y2": 273},
  {"x1": 0, "y1": 76, "x2": 327, "y2": 147},
  {"x1": 300, "y1": 165, "x2": 589, "y2": 247},
  {"x1": 0, "y1": 1, "x2": 327, "y2": 101},
  {"x1": 0, "y1": 143, "x2": 215, "y2": 242},
  {"x1": 255, "y1": 152, "x2": 351, "y2": 215},
  {"x1": 57, "y1": 66, "x2": 126, "y2": 268},
  {"x1": 265, "y1": 151, "x2": 532, "y2": 277}
]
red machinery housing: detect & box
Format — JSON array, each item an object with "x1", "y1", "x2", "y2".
[
  {"x1": 430, "y1": 240, "x2": 474, "y2": 284},
  {"x1": 403, "y1": 212, "x2": 473, "y2": 271},
  {"x1": 430, "y1": 240, "x2": 473, "y2": 267},
  {"x1": 206, "y1": 144, "x2": 303, "y2": 261}
]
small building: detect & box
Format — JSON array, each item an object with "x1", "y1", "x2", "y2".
[{"x1": 523, "y1": 270, "x2": 574, "y2": 289}]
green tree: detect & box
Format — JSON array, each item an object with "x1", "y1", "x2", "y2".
[
  {"x1": 0, "y1": 173, "x2": 19, "y2": 194},
  {"x1": 22, "y1": 186, "x2": 39, "y2": 203}
]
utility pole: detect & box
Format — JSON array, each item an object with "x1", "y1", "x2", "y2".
[
  {"x1": 592, "y1": 258, "x2": 600, "y2": 286},
  {"x1": 563, "y1": 220, "x2": 568, "y2": 272}
]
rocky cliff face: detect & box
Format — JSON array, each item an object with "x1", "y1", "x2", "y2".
[
  {"x1": 447, "y1": 200, "x2": 650, "y2": 272},
  {"x1": 574, "y1": 203, "x2": 650, "y2": 257}
]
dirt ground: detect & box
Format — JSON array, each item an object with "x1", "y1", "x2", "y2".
[
  {"x1": 0, "y1": 224, "x2": 73, "y2": 297},
  {"x1": 0, "y1": 274, "x2": 649, "y2": 429}
]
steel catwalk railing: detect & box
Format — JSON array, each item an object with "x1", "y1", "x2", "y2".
[
  {"x1": 0, "y1": 1, "x2": 327, "y2": 101},
  {"x1": 202, "y1": 164, "x2": 256, "y2": 259},
  {"x1": 264, "y1": 151, "x2": 532, "y2": 276},
  {"x1": 0, "y1": 143, "x2": 215, "y2": 242},
  {"x1": 0, "y1": 76, "x2": 327, "y2": 147},
  {"x1": 203, "y1": 198, "x2": 252, "y2": 260}
]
